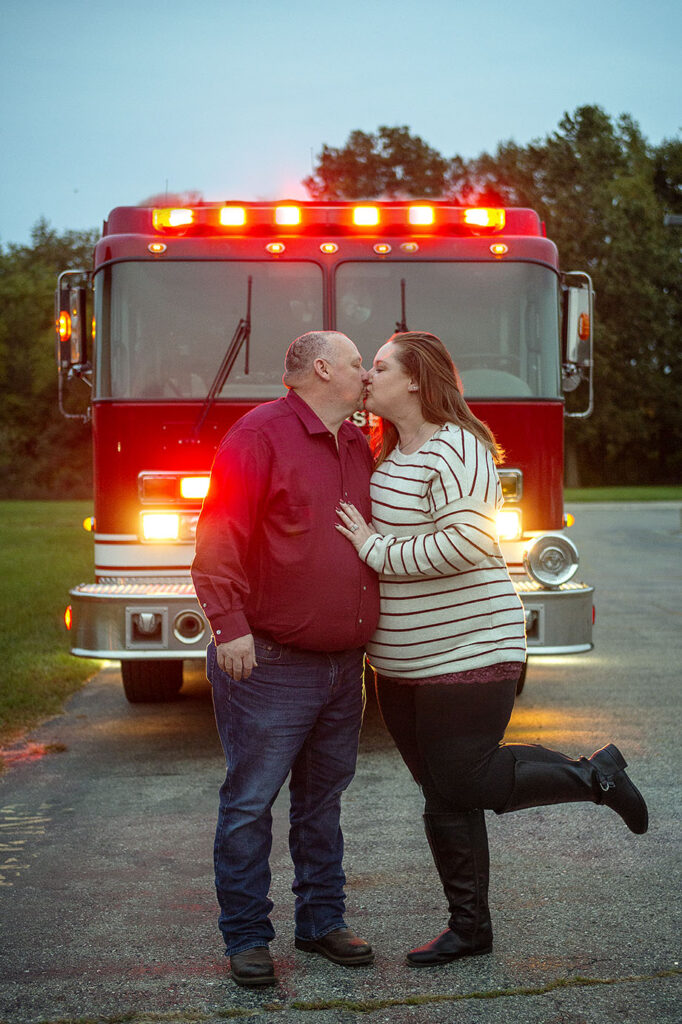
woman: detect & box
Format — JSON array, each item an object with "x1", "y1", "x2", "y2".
[{"x1": 335, "y1": 331, "x2": 648, "y2": 968}]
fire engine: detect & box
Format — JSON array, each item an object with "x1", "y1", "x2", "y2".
[{"x1": 56, "y1": 200, "x2": 594, "y2": 702}]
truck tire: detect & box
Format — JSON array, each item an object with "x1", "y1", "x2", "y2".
[
  {"x1": 515, "y1": 661, "x2": 528, "y2": 696},
  {"x1": 121, "y1": 660, "x2": 183, "y2": 703}
]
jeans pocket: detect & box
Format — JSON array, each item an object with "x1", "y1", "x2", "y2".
[{"x1": 253, "y1": 636, "x2": 284, "y2": 664}]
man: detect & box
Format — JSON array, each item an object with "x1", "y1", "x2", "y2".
[{"x1": 191, "y1": 331, "x2": 380, "y2": 988}]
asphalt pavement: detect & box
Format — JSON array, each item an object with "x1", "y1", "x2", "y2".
[{"x1": 1, "y1": 503, "x2": 680, "y2": 1024}]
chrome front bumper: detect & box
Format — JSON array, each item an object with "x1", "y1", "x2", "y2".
[
  {"x1": 68, "y1": 580, "x2": 208, "y2": 660},
  {"x1": 68, "y1": 576, "x2": 595, "y2": 660},
  {"x1": 514, "y1": 578, "x2": 594, "y2": 654}
]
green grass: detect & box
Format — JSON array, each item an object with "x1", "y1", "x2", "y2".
[
  {"x1": 565, "y1": 485, "x2": 682, "y2": 502},
  {"x1": 0, "y1": 501, "x2": 100, "y2": 746}
]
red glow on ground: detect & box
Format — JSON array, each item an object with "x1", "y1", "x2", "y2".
[{"x1": 0, "y1": 741, "x2": 66, "y2": 766}]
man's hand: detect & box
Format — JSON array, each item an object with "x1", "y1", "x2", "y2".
[{"x1": 216, "y1": 634, "x2": 258, "y2": 681}]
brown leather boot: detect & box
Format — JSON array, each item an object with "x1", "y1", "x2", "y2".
[{"x1": 230, "y1": 946, "x2": 276, "y2": 987}]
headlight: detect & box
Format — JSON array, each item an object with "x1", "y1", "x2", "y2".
[
  {"x1": 141, "y1": 511, "x2": 199, "y2": 542},
  {"x1": 523, "y1": 533, "x2": 579, "y2": 589},
  {"x1": 496, "y1": 508, "x2": 522, "y2": 541},
  {"x1": 142, "y1": 512, "x2": 180, "y2": 540}
]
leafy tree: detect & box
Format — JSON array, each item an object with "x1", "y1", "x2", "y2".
[
  {"x1": 304, "y1": 126, "x2": 450, "y2": 199},
  {"x1": 652, "y1": 136, "x2": 682, "y2": 212},
  {"x1": 0, "y1": 220, "x2": 97, "y2": 498},
  {"x1": 460, "y1": 107, "x2": 681, "y2": 484},
  {"x1": 306, "y1": 108, "x2": 682, "y2": 484}
]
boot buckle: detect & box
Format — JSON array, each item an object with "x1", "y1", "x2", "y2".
[{"x1": 599, "y1": 777, "x2": 615, "y2": 792}]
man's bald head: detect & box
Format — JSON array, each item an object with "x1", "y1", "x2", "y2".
[{"x1": 282, "y1": 331, "x2": 352, "y2": 388}]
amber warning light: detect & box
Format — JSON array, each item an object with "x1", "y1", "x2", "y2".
[
  {"x1": 578, "y1": 313, "x2": 590, "y2": 340},
  {"x1": 180, "y1": 476, "x2": 210, "y2": 500},
  {"x1": 153, "y1": 208, "x2": 195, "y2": 229},
  {"x1": 57, "y1": 311, "x2": 71, "y2": 341},
  {"x1": 464, "y1": 208, "x2": 506, "y2": 229}
]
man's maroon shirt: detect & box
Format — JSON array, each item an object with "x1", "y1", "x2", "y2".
[{"x1": 191, "y1": 390, "x2": 380, "y2": 651}]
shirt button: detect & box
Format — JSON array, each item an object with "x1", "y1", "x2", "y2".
[
  {"x1": 216, "y1": 629, "x2": 222, "y2": 635},
  {"x1": 359, "y1": 618, "x2": 363, "y2": 624},
  {"x1": 363, "y1": 586, "x2": 366, "y2": 591}
]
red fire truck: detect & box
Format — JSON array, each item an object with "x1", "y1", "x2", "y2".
[{"x1": 56, "y1": 200, "x2": 594, "y2": 702}]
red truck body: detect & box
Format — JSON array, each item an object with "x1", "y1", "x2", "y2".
[{"x1": 57, "y1": 201, "x2": 593, "y2": 701}]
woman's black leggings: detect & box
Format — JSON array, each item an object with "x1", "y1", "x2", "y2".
[{"x1": 375, "y1": 675, "x2": 523, "y2": 813}]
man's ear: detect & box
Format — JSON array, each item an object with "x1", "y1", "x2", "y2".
[{"x1": 314, "y1": 358, "x2": 331, "y2": 381}]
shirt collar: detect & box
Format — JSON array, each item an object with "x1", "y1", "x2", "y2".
[{"x1": 285, "y1": 389, "x2": 363, "y2": 443}]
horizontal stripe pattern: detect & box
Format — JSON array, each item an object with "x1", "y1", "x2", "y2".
[{"x1": 359, "y1": 423, "x2": 526, "y2": 678}]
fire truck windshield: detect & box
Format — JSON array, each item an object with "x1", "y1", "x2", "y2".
[
  {"x1": 337, "y1": 261, "x2": 561, "y2": 399},
  {"x1": 94, "y1": 258, "x2": 561, "y2": 402},
  {"x1": 94, "y1": 261, "x2": 323, "y2": 400}
]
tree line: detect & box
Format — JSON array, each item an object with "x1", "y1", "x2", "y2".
[
  {"x1": 306, "y1": 107, "x2": 681, "y2": 486},
  {"x1": 0, "y1": 105, "x2": 679, "y2": 497}
]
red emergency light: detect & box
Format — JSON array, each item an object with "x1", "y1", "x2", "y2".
[
  {"x1": 408, "y1": 205, "x2": 435, "y2": 225},
  {"x1": 220, "y1": 206, "x2": 246, "y2": 226},
  {"x1": 275, "y1": 206, "x2": 301, "y2": 225},
  {"x1": 353, "y1": 206, "x2": 380, "y2": 226}
]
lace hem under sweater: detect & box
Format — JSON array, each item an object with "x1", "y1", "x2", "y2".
[
  {"x1": 359, "y1": 423, "x2": 527, "y2": 680},
  {"x1": 381, "y1": 662, "x2": 522, "y2": 686}
]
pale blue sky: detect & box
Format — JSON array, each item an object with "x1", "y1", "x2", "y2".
[{"x1": 1, "y1": 0, "x2": 680, "y2": 246}]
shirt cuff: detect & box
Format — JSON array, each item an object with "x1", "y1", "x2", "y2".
[{"x1": 209, "y1": 610, "x2": 252, "y2": 645}]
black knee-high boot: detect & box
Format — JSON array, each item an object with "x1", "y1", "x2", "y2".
[
  {"x1": 497, "y1": 742, "x2": 648, "y2": 834},
  {"x1": 406, "y1": 810, "x2": 493, "y2": 967}
]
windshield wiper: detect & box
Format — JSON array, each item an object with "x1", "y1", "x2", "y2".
[
  {"x1": 192, "y1": 276, "x2": 252, "y2": 439},
  {"x1": 395, "y1": 277, "x2": 408, "y2": 333}
]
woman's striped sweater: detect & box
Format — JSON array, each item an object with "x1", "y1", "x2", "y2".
[{"x1": 358, "y1": 422, "x2": 527, "y2": 678}]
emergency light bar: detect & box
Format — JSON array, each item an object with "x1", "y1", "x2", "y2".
[{"x1": 129, "y1": 203, "x2": 540, "y2": 239}]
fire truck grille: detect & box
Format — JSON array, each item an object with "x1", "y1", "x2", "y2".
[
  {"x1": 514, "y1": 579, "x2": 591, "y2": 593},
  {"x1": 76, "y1": 581, "x2": 197, "y2": 596}
]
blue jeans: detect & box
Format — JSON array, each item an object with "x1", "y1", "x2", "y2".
[{"x1": 207, "y1": 636, "x2": 365, "y2": 956}]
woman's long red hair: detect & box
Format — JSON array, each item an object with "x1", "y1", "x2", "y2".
[{"x1": 370, "y1": 331, "x2": 504, "y2": 468}]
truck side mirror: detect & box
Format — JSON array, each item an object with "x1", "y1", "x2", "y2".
[
  {"x1": 55, "y1": 283, "x2": 89, "y2": 371},
  {"x1": 55, "y1": 270, "x2": 91, "y2": 422},
  {"x1": 561, "y1": 272, "x2": 594, "y2": 418}
]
